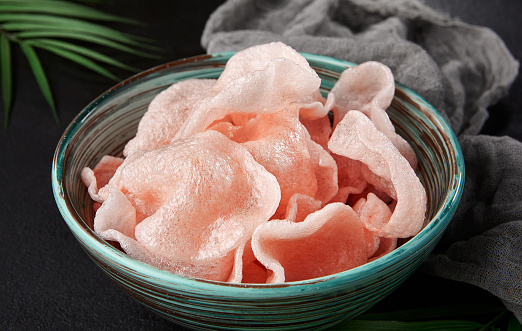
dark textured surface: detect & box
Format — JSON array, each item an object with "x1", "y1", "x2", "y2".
[{"x1": 0, "y1": 1, "x2": 519, "y2": 330}]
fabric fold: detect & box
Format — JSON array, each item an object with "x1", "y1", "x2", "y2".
[{"x1": 201, "y1": 0, "x2": 521, "y2": 320}]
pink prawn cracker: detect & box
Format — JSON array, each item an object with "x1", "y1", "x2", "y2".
[
  {"x1": 328, "y1": 110, "x2": 427, "y2": 238},
  {"x1": 82, "y1": 42, "x2": 427, "y2": 284}
]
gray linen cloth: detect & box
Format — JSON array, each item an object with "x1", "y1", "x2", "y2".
[{"x1": 201, "y1": 0, "x2": 521, "y2": 321}]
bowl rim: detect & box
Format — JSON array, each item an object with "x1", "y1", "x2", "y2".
[{"x1": 52, "y1": 52, "x2": 465, "y2": 295}]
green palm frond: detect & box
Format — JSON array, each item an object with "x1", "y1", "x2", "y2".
[
  {"x1": 0, "y1": 0, "x2": 162, "y2": 130},
  {"x1": 0, "y1": 0, "x2": 141, "y2": 24},
  {"x1": 19, "y1": 41, "x2": 58, "y2": 123},
  {"x1": 332, "y1": 304, "x2": 522, "y2": 331},
  {"x1": 1, "y1": 32, "x2": 12, "y2": 126}
]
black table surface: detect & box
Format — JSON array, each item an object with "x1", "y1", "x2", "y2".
[{"x1": 1, "y1": 1, "x2": 520, "y2": 330}]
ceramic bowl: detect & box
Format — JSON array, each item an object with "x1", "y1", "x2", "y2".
[{"x1": 52, "y1": 52, "x2": 465, "y2": 330}]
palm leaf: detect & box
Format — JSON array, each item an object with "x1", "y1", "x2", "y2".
[
  {"x1": 27, "y1": 38, "x2": 140, "y2": 72},
  {"x1": 32, "y1": 42, "x2": 120, "y2": 81},
  {"x1": 1, "y1": 33, "x2": 12, "y2": 129},
  {"x1": 331, "y1": 319, "x2": 483, "y2": 331},
  {"x1": 16, "y1": 30, "x2": 162, "y2": 59},
  {"x1": 0, "y1": 0, "x2": 163, "y2": 129},
  {"x1": 508, "y1": 315, "x2": 522, "y2": 331},
  {"x1": 0, "y1": 14, "x2": 155, "y2": 49},
  {"x1": 19, "y1": 42, "x2": 58, "y2": 124},
  {"x1": 0, "y1": 0, "x2": 142, "y2": 25},
  {"x1": 333, "y1": 304, "x2": 521, "y2": 331},
  {"x1": 357, "y1": 304, "x2": 505, "y2": 322}
]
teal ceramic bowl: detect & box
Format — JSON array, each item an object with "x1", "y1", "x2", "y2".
[{"x1": 52, "y1": 52, "x2": 465, "y2": 330}]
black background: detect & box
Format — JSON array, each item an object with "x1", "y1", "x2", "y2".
[{"x1": 1, "y1": 1, "x2": 520, "y2": 330}]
